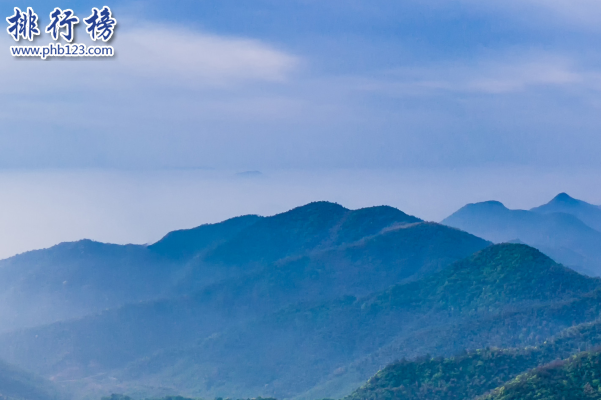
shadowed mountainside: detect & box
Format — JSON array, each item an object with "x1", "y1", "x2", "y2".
[
  {"x1": 0, "y1": 202, "x2": 426, "y2": 332},
  {"x1": 67, "y1": 244, "x2": 601, "y2": 400},
  {"x1": 0, "y1": 222, "x2": 489, "y2": 386}
]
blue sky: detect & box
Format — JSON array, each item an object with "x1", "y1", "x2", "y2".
[
  {"x1": 2, "y1": 0, "x2": 601, "y2": 170},
  {"x1": 1, "y1": 1, "x2": 601, "y2": 257}
]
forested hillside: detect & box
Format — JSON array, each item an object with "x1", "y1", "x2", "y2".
[
  {"x1": 88, "y1": 244, "x2": 601, "y2": 400},
  {"x1": 346, "y1": 320, "x2": 601, "y2": 400},
  {"x1": 0, "y1": 202, "x2": 431, "y2": 331},
  {"x1": 481, "y1": 350, "x2": 601, "y2": 400},
  {"x1": 0, "y1": 197, "x2": 600, "y2": 400}
]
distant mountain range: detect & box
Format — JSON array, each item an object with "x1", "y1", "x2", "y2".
[
  {"x1": 0, "y1": 203, "x2": 429, "y2": 331},
  {"x1": 442, "y1": 193, "x2": 601, "y2": 275},
  {"x1": 0, "y1": 195, "x2": 599, "y2": 400},
  {"x1": 532, "y1": 192, "x2": 601, "y2": 232},
  {"x1": 0, "y1": 203, "x2": 488, "y2": 399}
]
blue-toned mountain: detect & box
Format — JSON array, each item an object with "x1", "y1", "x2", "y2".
[
  {"x1": 531, "y1": 192, "x2": 601, "y2": 232},
  {"x1": 0, "y1": 219, "x2": 488, "y2": 388},
  {"x1": 62, "y1": 244, "x2": 601, "y2": 400},
  {"x1": 442, "y1": 195, "x2": 601, "y2": 275},
  {"x1": 0, "y1": 202, "x2": 428, "y2": 331}
]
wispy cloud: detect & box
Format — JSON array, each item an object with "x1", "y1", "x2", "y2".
[
  {"x1": 352, "y1": 52, "x2": 584, "y2": 96},
  {"x1": 118, "y1": 25, "x2": 299, "y2": 86},
  {"x1": 0, "y1": 24, "x2": 299, "y2": 93},
  {"x1": 0, "y1": 24, "x2": 304, "y2": 169},
  {"x1": 457, "y1": 0, "x2": 601, "y2": 29},
  {"x1": 2, "y1": 8, "x2": 601, "y2": 172}
]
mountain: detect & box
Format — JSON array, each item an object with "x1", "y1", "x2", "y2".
[
  {"x1": 4, "y1": 201, "x2": 598, "y2": 400},
  {"x1": 532, "y1": 192, "x2": 601, "y2": 232},
  {"x1": 442, "y1": 198, "x2": 601, "y2": 275},
  {"x1": 345, "y1": 319, "x2": 601, "y2": 400},
  {"x1": 481, "y1": 349, "x2": 601, "y2": 400},
  {"x1": 148, "y1": 214, "x2": 263, "y2": 260},
  {"x1": 61, "y1": 244, "x2": 600, "y2": 400},
  {"x1": 0, "y1": 202, "x2": 423, "y2": 332},
  {"x1": 0, "y1": 212, "x2": 263, "y2": 332},
  {"x1": 173, "y1": 203, "x2": 426, "y2": 293},
  {"x1": 198, "y1": 203, "x2": 421, "y2": 267},
  {"x1": 0, "y1": 241, "x2": 171, "y2": 331},
  {"x1": 0, "y1": 221, "x2": 489, "y2": 387}
]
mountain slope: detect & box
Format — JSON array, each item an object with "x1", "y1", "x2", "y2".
[
  {"x1": 0, "y1": 202, "x2": 422, "y2": 332},
  {"x1": 96, "y1": 244, "x2": 601, "y2": 400},
  {"x1": 365, "y1": 242, "x2": 597, "y2": 312},
  {"x1": 200, "y1": 203, "x2": 421, "y2": 267},
  {"x1": 531, "y1": 193, "x2": 601, "y2": 232},
  {"x1": 481, "y1": 350, "x2": 601, "y2": 400},
  {"x1": 442, "y1": 199, "x2": 601, "y2": 275},
  {"x1": 148, "y1": 215, "x2": 263, "y2": 260},
  {"x1": 0, "y1": 213, "x2": 266, "y2": 332},
  {"x1": 345, "y1": 319, "x2": 601, "y2": 400},
  {"x1": 0, "y1": 222, "x2": 489, "y2": 382},
  {"x1": 0, "y1": 241, "x2": 172, "y2": 331},
  {"x1": 5, "y1": 202, "x2": 597, "y2": 400},
  {"x1": 177, "y1": 203, "x2": 425, "y2": 293}
]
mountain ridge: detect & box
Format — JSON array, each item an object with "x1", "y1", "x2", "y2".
[
  {"x1": 0, "y1": 201, "x2": 424, "y2": 332},
  {"x1": 531, "y1": 193, "x2": 601, "y2": 232},
  {"x1": 442, "y1": 194, "x2": 601, "y2": 275},
  {"x1": 0, "y1": 220, "x2": 489, "y2": 386}
]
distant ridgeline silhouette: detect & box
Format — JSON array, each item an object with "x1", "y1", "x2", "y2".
[
  {"x1": 443, "y1": 193, "x2": 601, "y2": 276},
  {"x1": 0, "y1": 194, "x2": 599, "y2": 400}
]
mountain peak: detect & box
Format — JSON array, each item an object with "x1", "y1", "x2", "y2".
[
  {"x1": 435, "y1": 242, "x2": 598, "y2": 305},
  {"x1": 481, "y1": 200, "x2": 506, "y2": 207},
  {"x1": 442, "y1": 200, "x2": 510, "y2": 228},
  {"x1": 464, "y1": 242, "x2": 551, "y2": 269},
  {"x1": 365, "y1": 242, "x2": 598, "y2": 319},
  {"x1": 282, "y1": 201, "x2": 348, "y2": 215},
  {"x1": 463, "y1": 200, "x2": 509, "y2": 211},
  {"x1": 550, "y1": 192, "x2": 580, "y2": 205},
  {"x1": 530, "y1": 192, "x2": 601, "y2": 232}
]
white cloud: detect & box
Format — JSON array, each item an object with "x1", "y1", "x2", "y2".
[
  {"x1": 117, "y1": 25, "x2": 299, "y2": 85},
  {"x1": 0, "y1": 24, "x2": 299, "y2": 93},
  {"x1": 461, "y1": 58, "x2": 580, "y2": 93}
]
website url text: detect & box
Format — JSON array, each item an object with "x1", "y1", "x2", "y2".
[{"x1": 10, "y1": 43, "x2": 114, "y2": 59}]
